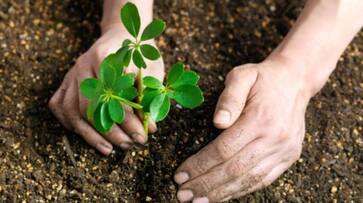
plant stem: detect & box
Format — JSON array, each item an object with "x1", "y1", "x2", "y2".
[
  {"x1": 110, "y1": 95, "x2": 142, "y2": 109},
  {"x1": 137, "y1": 68, "x2": 143, "y2": 102},
  {"x1": 136, "y1": 68, "x2": 149, "y2": 139},
  {"x1": 143, "y1": 112, "x2": 149, "y2": 142}
]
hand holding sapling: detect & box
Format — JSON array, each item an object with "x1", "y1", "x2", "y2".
[
  {"x1": 48, "y1": 2, "x2": 164, "y2": 155},
  {"x1": 80, "y1": 2, "x2": 204, "y2": 142}
]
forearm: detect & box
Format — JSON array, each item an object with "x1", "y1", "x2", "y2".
[
  {"x1": 269, "y1": 0, "x2": 363, "y2": 96},
  {"x1": 101, "y1": 0, "x2": 154, "y2": 33}
]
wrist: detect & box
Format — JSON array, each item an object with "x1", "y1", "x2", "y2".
[
  {"x1": 267, "y1": 42, "x2": 338, "y2": 98},
  {"x1": 100, "y1": 21, "x2": 124, "y2": 34},
  {"x1": 263, "y1": 51, "x2": 329, "y2": 101}
]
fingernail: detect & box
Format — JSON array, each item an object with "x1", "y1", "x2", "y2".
[
  {"x1": 214, "y1": 110, "x2": 231, "y2": 124},
  {"x1": 119, "y1": 143, "x2": 131, "y2": 150},
  {"x1": 174, "y1": 172, "x2": 190, "y2": 184},
  {"x1": 193, "y1": 197, "x2": 209, "y2": 203},
  {"x1": 177, "y1": 190, "x2": 193, "y2": 202},
  {"x1": 96, "y1": 142, "x2": 112, "y2": 155},
  {"x1": 131, "y1": 133, "x2": 145, "y2": 144}
]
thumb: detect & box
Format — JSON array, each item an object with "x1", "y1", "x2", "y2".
[{"x1": 213, "y1": 65, "x2": 258, "y2": 129}]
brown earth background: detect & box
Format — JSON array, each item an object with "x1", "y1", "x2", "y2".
[{"x1": 0, "y1": 0, "x2": 362, "y2": 202}]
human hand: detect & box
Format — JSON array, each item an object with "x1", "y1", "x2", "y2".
[
  {"x1": 49, "y1": 25, "x2": 164, "y2": 155},
  {"x1": 174, "y1": 57, "x2": 312, "y2": 202}
]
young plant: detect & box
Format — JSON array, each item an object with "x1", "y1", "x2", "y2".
[{"x1": 80, "y1": 2, "x2": 204, "y2": 141}]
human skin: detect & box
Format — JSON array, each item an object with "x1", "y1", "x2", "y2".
[
  {"x1": 174, "y1": 0, "x2": 363, "y2": 202},
  {"x1": 49, "y1": 0, "x2": 163, "y2": 155},
  {"x1": 49, "y1": 0, "x2": 363, "y2": 202}
]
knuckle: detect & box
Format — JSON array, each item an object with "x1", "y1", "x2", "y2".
[
  {"x1": 228, "y1": 159, "x2": 246, "y2": 176},
  {"x1": 265, "y1": 124, "x2": 289, "y2": 142},
  {"x1": 226, "y1": 64, "x2": 256, "y2": 82},
  {"x1": 225, "y1": 68, "x2": 242, "y2": 83},
  {"x1": 177, "y1": 155, "x2": 206, "y2": 177},
  {"x1": 71, "y1": 117, "x2": 83, "y2": 134},
  {"x1": 192, "y1": 155, "x2": 208, "y2": 174},
  {"x1": 196, "y1": 178, "x2": 212, "y2": 195},
  {"x1": 254, "y1": 106, "x2": 275, "y2": 128},
  {"x1": 48, "y1": 96, "x2": 57, "y2": 110},
  {"x1": 221, "y1": 89, "x2": 243, "y2": 110},
  {"x1": 253, "y1": 105, "x2": 272, "y2": 125},
  {"x1": 75, "y1": 55, "x2": 86, "y2": 69},
  {"x1": 216, "y1": 140, "x2": 234, "y2": 160},
  {"x1": 244, "y1": 172, "x2": 263, "y2": 190},
  {"x1": 260, "y1": 114, "x2": 274, "y2": 127},
  {"x1": 276, "y1": 132, "x2": 289, "y2": 142}
]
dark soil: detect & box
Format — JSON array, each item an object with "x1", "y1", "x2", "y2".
[{"x1": 0, "y1": 0, "x2": 362, "y2": 202}]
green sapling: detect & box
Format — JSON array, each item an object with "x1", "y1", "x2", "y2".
[{"x1": 80, "y1": 2, "x2": 204, "y2": 141}]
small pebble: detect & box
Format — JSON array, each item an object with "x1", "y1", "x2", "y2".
[
  {"x1": 331, "y1": 186, "x2": 338, "y2": 193},
  {"x1": 145, "y1": 196, "x2": 152, "y2": 202}
]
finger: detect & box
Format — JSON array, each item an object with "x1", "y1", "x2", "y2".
[
  {"x1": 75, "y1": 118, "x2": 114, "y2": 155},
  {"x1": 213, "y1": 66, "x2": 258, "y2": 129},
  {"x1": 105, "y1": 125, "x2": 133, "y2": 150},
  {"x1": 78, "y1": 93, "x2": 89, "y2": 119},
  {"x1": 75, "y1": 63, "x2": 95, "y2": 118},
  {"x1": 49, "y1": 86, "x2": 71, "y2": 129},
  {"x1": 177, "y1": 139, "x2": 274, "y2": 202},
  {"x1": 147, "y1": 116, "x2": 157, "y2": 133},
  {"x1": 75, "y1": 65, "x2": 134, "y2": 150},
  {"x1": 143, "y1": 57, "x2": 165, "y2": 81},
  {"x1": 225, "y1": 162, "x2": 292, "y2": 202},
  {"x1": 175, "y1": 116, "x2": 260, "y2": 185},
  {"x1": 207, "y1": 155, "x2": 278, "y2": 202},
  {"x1": 120, "y1": 105, "x2": 147, "y2": 144},
  {"x1": 63, "y1": 80, "x2": 113, "y2": 155},
  {"x1": 49, "y1": 70, "x2": 74, "y2": 129}
]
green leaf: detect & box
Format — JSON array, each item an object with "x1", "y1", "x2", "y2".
[
  {"x1": 143, "y1": 76, "x2": 163, "y2": 89},
  {"x1": 125, "y1": 72, "x2": 136, "y2": 79},
  {"x1": 94, "y1": 103, "x2": 110, "y2": 134},
  {"x1": 122, "y1": 39, "x2": 132, "y2": 47},
  {"x1": 150, "y1": 93, "x2": 170, "y2": 122},
  {"x1": 124, "y1": 49, "x2": 132, "y2": 67},
  {"x1": 100, "y1": 55, "x2": 122, "y2": 87},
  {"x1": 170, "y1": 85, "x2": 204, "y2": 109},
  {"x1": 100, "y1": 102, "x2": 113, "y2": 131},
  {"x1": 167, "y1": 63, "x2": 184, "y2": 84},
  {"x1": 86, "y1": 96, "x2": 101, "y2": 121},
  {"x1": 132, "y1": 49, "x2": 146, "y2": 69},
  {"x1": 80, "y1": 78, "x2": 101, "y2": 99},
  {"x1": 108, "y1": 98, "x2": 125, "y2": 124},
  {"x1": 141, "y1": 20, "x2": 166, "y2": 41},
  {"x1": 141, "y1": 88, "x2": 161, "y2": 112},
  {"x1": 101, "y1": 53, "x2": 124, "y2": 74},
  {"x1": 120, "y1": 2, "x2": 140, "y2": 38},
  {"x1": 140, "y1": 44, "x2": 160, "y2": 60},
  {"x1": 100, "y1": 65, "x2": 115, "y2": 88},
  {"x1": 120, "y1": 86, "x2": 138, "y2": 100},
  {"x1": 171, "y1": 71, "x2": 200, "y2": 88},
  {"x1": 113, "y1": 75, "x2": 134, "y2": 93},
  {"x1": 115, "y1": 46, "x2": 129, "y2": 71}
]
